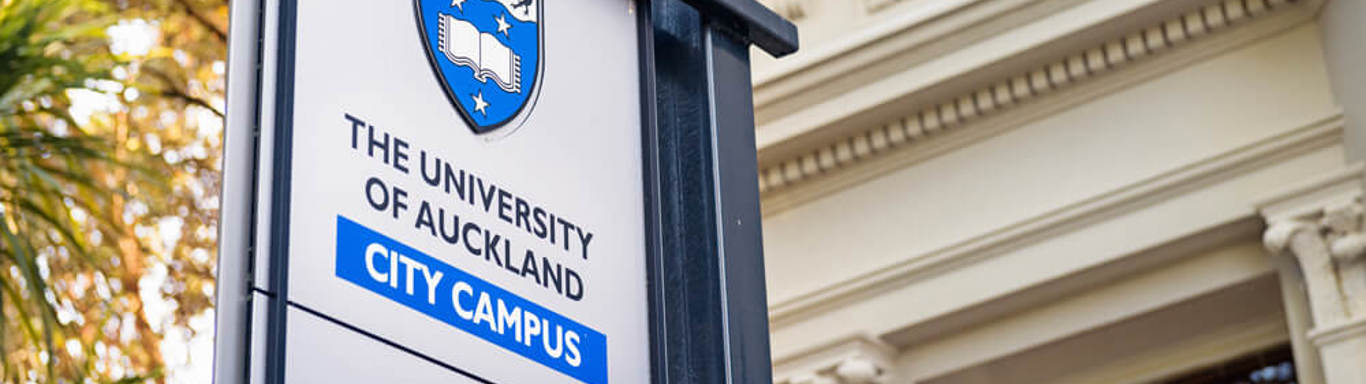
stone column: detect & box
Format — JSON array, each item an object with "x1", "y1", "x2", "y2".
[
  {"x1": 1259, "y1": 164, "x2": 1366, "y2": 383},
  {"x1": 1319, "y1": 0, "x2": 1366, "y2": 162},
  {"x1": 1269, "y1": 252, "x2": 1326, "y2": 384}
]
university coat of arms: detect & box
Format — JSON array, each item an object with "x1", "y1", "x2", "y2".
[{"x1": 416, "y1": 0, "x2": 542, "y2": 134}]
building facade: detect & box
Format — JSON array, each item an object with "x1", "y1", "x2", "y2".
[{"x1": 752, "y1": 0, "x2": 1366, "y2": 382}]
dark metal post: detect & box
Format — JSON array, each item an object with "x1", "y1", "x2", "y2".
[
  {"x1": 641, "y1": 1, "x2": 795, "y2": 383},
  {"x1": 704, "y1": 22, "x2": 773, "y2": 384}
]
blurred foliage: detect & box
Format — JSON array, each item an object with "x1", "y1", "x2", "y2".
[{"x1": 0, "y1": 0, "x2": 225, "y2": 382}]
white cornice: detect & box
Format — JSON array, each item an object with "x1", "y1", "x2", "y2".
[
  {"x1": 768, "y1": 112, "x2": 1345, "y2": 325},
  {"x1": 755, "y1": 0, "x2": 1212, "y2": 152},
  {"x1": 758, "y1": 0, "x2": 1316, "y2": 215}
]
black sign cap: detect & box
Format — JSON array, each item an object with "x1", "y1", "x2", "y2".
[{"x1": 683, "y1": 0, "x2": 799, "y2": 57}]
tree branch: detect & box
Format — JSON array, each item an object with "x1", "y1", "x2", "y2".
[
  {"x1": 141, "y1": 67, "x2": 225, "y2": 118},
  {"x1": 173, "y1": 0, "x2": 227, "y2": 43},
  {"x1": 154, "y1": 88, "x2": 225, "y2": 118}
]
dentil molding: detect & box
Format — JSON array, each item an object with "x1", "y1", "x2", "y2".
[{"x1": 758, "y1": 0, "x2": 1307, "y2": 213}]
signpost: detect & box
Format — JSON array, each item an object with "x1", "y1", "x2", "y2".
[{"x1": 215, "y1": 0, "x2": 796, "y2": 383}]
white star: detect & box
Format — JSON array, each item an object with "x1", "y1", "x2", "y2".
[
  {"x1": 450, "y1": 0, "x2": 464, "y2": 11},
  {"x1": 471, "y1": 91, "x2": 490, "y2": 116},
  {"x1": 495, "y1": 14, "x2": 511, "y2": 36}
]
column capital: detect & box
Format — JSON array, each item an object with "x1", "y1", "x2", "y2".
[
  {"x1": 1263, "y1": 201, "x2": 1366, "y2": 262},
  {"x1": 1323, "y1": 202, "x2": 1366, "y2": 261},
  {"x1": 1263, "y1": 218, "x2": 1319, "y2": 254},
  {"x1": 1256, "y1": 163, "x2": 1365, "y2": 327},
  {"x1": 774, "y1": 334, "x2": 899, "y2": 384}
]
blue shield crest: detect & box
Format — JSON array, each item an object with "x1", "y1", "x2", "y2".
[{"x1": 416, "y1": 0, "x2": 541, "y2": 134}]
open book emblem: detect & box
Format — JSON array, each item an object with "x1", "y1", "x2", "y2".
[{"x1": 416, "y1": 0, "x2": 542, "y2": 134}]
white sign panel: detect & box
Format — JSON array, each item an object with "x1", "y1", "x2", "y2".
[
  {"x1": 284, "y1": 307, "x2": 482, "y2": 384},
  {"x1": 276, "y1": 1, "x2": 648, "y2": 383}
]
